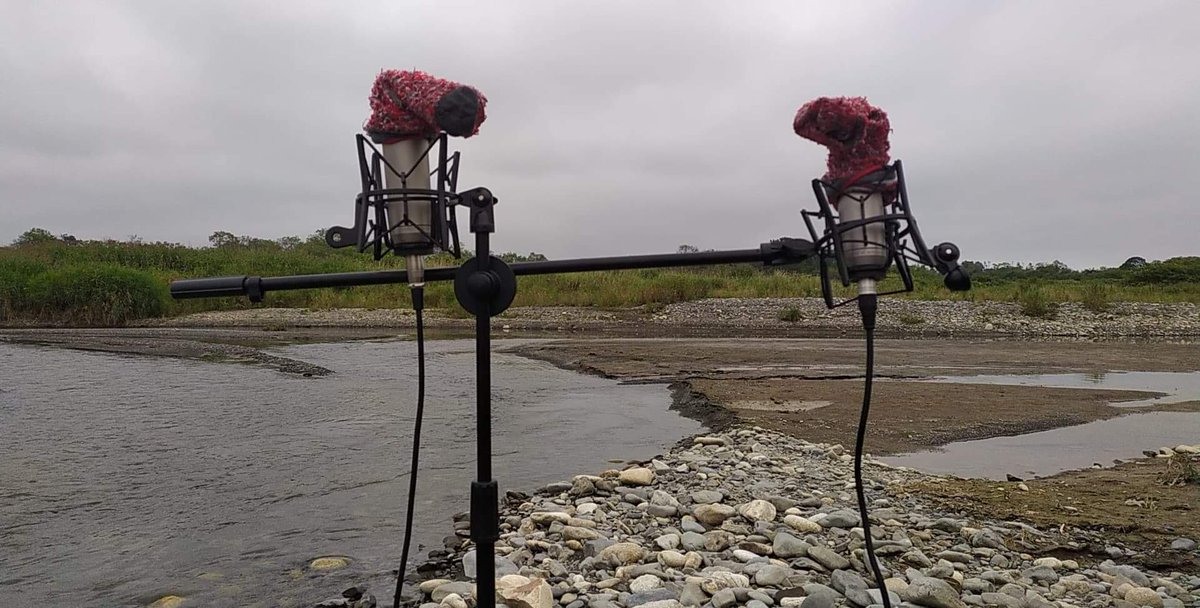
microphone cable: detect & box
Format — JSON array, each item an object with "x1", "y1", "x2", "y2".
[
  {"x1": 393, "y1": 285, "x2": 427, "y2": 608},
  {"x1": 854, "y1": 293, "x2": 891, "y2": 608}
]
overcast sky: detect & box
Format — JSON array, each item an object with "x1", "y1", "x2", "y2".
[{"x1": 2, "y1": 1, "x2": 1198, "y2": 268}]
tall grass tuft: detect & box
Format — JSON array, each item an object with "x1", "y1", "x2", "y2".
[
  {"x1": 0, "y1": 257, "x2": 48, "y2": 321},
  {"x1": 25, "y1": 265, "x2": 168, "y2": 326},
  {"x1": 1014, "y1": 284, "x2": 1058, "y2": 319},
  {"x1": 1078, "y1": 281, "x2": 1112, "y2": 313}
]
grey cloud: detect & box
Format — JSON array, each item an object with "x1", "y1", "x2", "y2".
[{"x1": 1, "y1": 0, "x2": 1197, "y2": 268}]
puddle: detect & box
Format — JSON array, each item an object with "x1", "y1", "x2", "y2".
[
  {"x1": 880, "y1": 371, "x2": 1200, "y2": 479},
  {"x1": 916, "y1": 371, "x2": 1200, "y2": 408},
  {"x1": 881, "y1": 412, "x2": 1200, "y2": 480}
]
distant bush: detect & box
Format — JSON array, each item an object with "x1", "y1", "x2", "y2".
[
  {"x1": 1128, "y1": 257, "x2": 1200, "y2": 285},
  {"x1": 1014, "y1": 284, "x2": 1058, "y2": 319},
  {"x1": 24, "y1": 265, "x2": 168, "y2": 325}
]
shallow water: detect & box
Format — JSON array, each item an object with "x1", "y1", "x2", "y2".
[
  {"x1": 883, "y1": 371, "x2": 1200, "y2": 479},
  {"x1": 916, "y1": 371, "x2": 1200, "y2": 407},
  {"x1": 881, "y1": 412, "x2": 1200, "y2": 480},
  {"x1": 0, "y1": 340, "x2": 701, "y2": 607}
]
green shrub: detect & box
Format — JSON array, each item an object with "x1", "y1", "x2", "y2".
[
  {"x1": 1078, "y1": 281, "x2": 1112, "y2": 313},
  {"x1": 25, "y1": 265, "x2": 168, "y2": 326},
  {"x1": 1129, "y1": 257, "x2": 1200, "y2": 285},
  {"x1": 1014, "y1": 284, "x2": 1058, "y2": 319}
]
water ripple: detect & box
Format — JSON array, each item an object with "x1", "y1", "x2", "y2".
[{"x1": 0, "y1": 340, "x2": 700, "y2": 606}]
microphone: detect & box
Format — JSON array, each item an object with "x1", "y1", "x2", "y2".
[
  {"x1": 794, "y1": 96, "x2": 893, "y2": 295},
  {"x1": 795, "y1": 96, "x2": 970, "y2": 307},
  {"x1": 364, "y1": 69, "x2": 488, "y2": 284}
]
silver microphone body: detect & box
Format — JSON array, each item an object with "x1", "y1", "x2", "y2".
[
  {"x1": 837, "y1": 185, "x2": 890, "y2": 289},
  {"x1": 382, "y1": 140, "x2": 433, "y2": 284}
]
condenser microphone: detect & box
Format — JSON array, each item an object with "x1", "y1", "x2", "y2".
[
  {"x1": 364, "y1": 69, "x2": 488, "y2": 284},
  {"x1": 827, "y1": 169, "x2": 891, "y2": 293},
  {"x1": 380, "y1": 140, "x2": 434, "y2": 266},
  {"x1": 794, "y1": 96, "x2": 894, "y2": 294}
]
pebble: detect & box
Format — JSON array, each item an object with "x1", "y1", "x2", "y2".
[
  {"x1": 691, "y1": 490, "x2": 724, "y2": 504},
  {"x1": 680, "y1": 531, "x2": 707, "y2": 552},
  {"x1": 773, "y1": 533, "x2": 809, "y2": 559},
  {"x1": 679, "y1": 583, "x2": 707, "y2": 606},
  {"x1": 440, "y1": 593, "x2": 467, "y2": 608},
  {"x1": 755, "y1": 565, "x2": 792, "y2": 587},
  {"x1": 800, "y1": 591, "x2": 836, "y2": 608},
  {"x1": 1122, "y1": 587, "x2": 1164, "y2": 608},
  {"x1": 629, "y1": 574, "x2": 662, "y2": 593},
  {"x1": 1031, "y1": 556, "x2": 1061, "y2": 569},
  {"x1": 906, "y1": 576, "x2": 968, "y2": 608},
  {"x1": 638, "y1": 601, "x2": 684, "y2": 608},
  {"x1": 819, "y1": 509, "x2": 860, "y2": 528},
  {"x1": 739, "y1": 499, "x2": 778, "y2": 522},
  {"x1": 658, "y1": 550, "x2": 687, "y2": 568},
  {"x1": 783, "y1": 514, "x2": 823, "y2": 534},
  {"x1": 980, "y1": 592, "x2": 1021, "y2": 607},
  {"x1": 701, "y1": 572, "x2": 751, "y2": 593},
  {"x1": 694, "y1": 503, "x2": 737, "y2": 525},
  {"x1": 1169, "y1": 537, "x2": 1196, "y2": 551},
  {"x1": 712, "y1": 588, "x2": 738, "y2": 608},
  {"x1": 596, "y1": 542, "x2": 645, "y2": 567},
  {"x1": 619, "y1": 468, "x2": 656, "y2": 486},
  {"x1": 806, "y1": 545, "x2": 850, "y2": 570},
  {"x1": 431, "y1": 582, "x2": 474, "y2": 603},
  {"x1": 655, "y1": 533, "x2": 680, "y2": 550}
]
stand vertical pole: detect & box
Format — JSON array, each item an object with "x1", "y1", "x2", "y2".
[{"x1": 468, "y1": 207, "x2": 500, "y2": 608}]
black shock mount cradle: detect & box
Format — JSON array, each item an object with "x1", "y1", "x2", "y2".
[{"x1": 171, "y1": 188, "x2": 818, "y2": 608}]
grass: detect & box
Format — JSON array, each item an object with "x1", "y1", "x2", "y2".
[
  {"x1": 2, "y1": 235, "x2": 1199, "y2": 326},
  {"x1": 1013, "y1": 284, "x2": 1058, "y2": 319},
  {"x1": 1160, "y1": 454, "x2": 1200, "y2": 487},
  {"x1": 1077, "y1": 281, "x2": 1111, "y2": 313}
]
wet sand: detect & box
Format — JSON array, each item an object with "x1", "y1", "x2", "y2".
[{"x1": 509, "y1": 338, "x2": 1200, "y2": 454}]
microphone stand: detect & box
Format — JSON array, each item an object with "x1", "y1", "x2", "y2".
[{"x1": 171, "y1": 192, "x2": 816, "y2": 607}]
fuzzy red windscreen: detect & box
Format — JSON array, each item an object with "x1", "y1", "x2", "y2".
[
  {"x1": 364, "y1": 69, "x2": 487, "y2": 143},
  {"x1": 793, "y1": 97, "x2": 891, "y2": 184}
]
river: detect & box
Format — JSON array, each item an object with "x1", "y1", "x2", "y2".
[{"x1": 0, "y1": 340, "x2": 703, "y2": 607}]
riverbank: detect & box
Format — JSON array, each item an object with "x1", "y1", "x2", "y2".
[
  {"x1": 399, "y1": 427, "x2": 1199, "y2": 608},
  {"x1": 131, "y1": 297, "x2": 1200, "y2": 338}
]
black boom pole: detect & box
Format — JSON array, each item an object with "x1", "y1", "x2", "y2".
[{"x1": 169, "y1": 242, "x2": 812, "y2": 301}]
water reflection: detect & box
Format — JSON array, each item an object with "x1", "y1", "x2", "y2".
[{"x1": 917, "y1": 371, "x2": 1200, "y2": 408}]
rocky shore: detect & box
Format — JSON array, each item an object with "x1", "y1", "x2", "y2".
[
  {"x1": 650, "y1": 299, "x2": 1200, "y2": 338},
  {"x1": 400, "y1": 428, "x2": 1198, "y2": 608},
  {"x1": 141, "y1": 298, "x2": 1200, "y2": 339}
]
